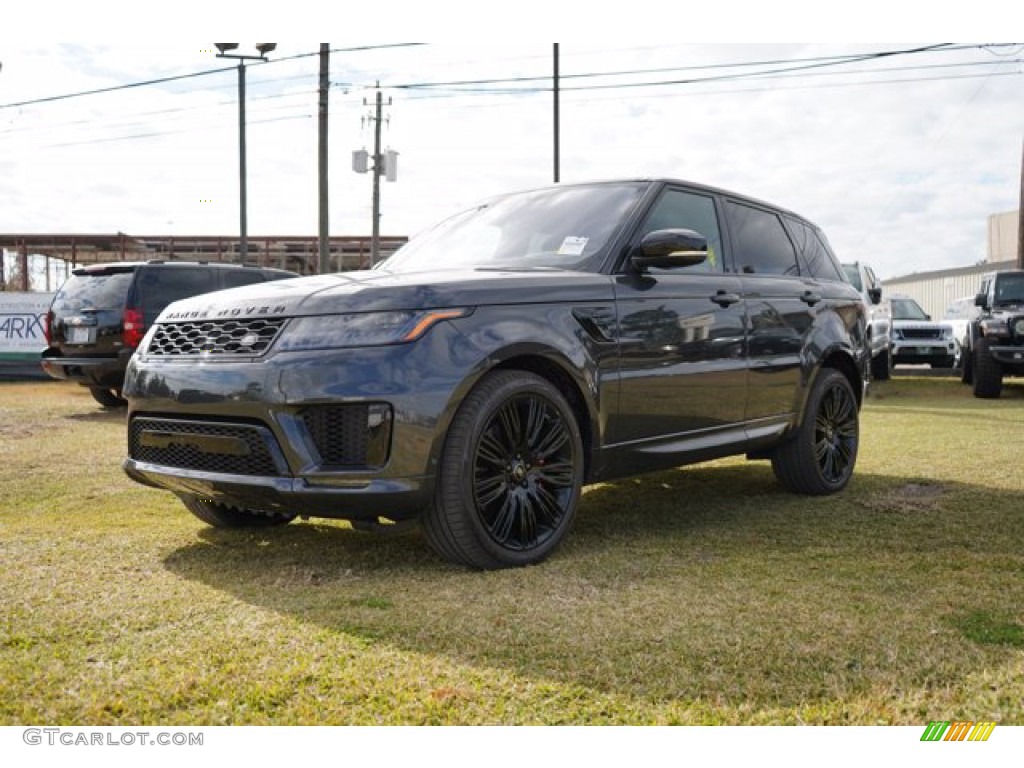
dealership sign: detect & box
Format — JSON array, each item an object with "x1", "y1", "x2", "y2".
[{"x1": 0, "y1": 292, "x2": 53, "y2": 363}]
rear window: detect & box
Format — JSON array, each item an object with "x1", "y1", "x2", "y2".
[{"x1": 52, "y1": 269, "x2": 135, "y2": 311}]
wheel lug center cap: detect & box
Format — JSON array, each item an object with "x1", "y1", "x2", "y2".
[{"x1": 510, "y1": 461, "x2": 527, "y2": 482}]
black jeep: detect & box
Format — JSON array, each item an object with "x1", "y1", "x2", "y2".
[{"x1": 962, "y1": 269, "x2": 1024, "y2": 398}]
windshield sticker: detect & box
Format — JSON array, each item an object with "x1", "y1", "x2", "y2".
[{"x1": 557, "y1": 236, "x2": 588, "y2": 256}]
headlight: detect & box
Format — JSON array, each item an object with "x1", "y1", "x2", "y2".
[
  {"x1": 274, "y1": 309, "x2": 470, "y2": 352},
  {"x1": 981, "y1": 318, "x2": 1009, "y2": 338},
  {"x1": 1015, "y1": 318, "x2": 1024, "y2": 336}
]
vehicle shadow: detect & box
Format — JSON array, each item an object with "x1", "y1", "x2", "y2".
[{"x1": 162, "y1": 464, "x2": 1024, "y2": 712}]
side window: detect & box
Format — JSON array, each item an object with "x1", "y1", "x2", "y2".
[
  {"x1": 138, "y1": 268, "x2": 217, "y2": 319},
  {"x1": 726, "y1": 201, "x2": 799, "y2": 276},
  {"x1": 637, "y1": 188, "x2": 723, "y2": 273},
  {"x1": 221, "y1": 269, "x2": 267, "y2": 289},
  {"x1": 786, "y1": 218, "x2": 842, "y2": 281}
]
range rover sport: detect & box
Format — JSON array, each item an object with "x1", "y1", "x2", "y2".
[{"x1": 122, "y1": 179, "x2": 870, "y2": 569}]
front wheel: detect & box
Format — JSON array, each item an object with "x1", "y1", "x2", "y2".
[
  {"x1": 972, "y1": 338, "x2": 1003, "y2": 398},
  {"x1": 771, "y1": 368, "x2": 859, "y2": 495},
  {"x1": 422, "y1": 370, "x2": 584, "y2": 570},
  {"x1": 180, "y1": 496, "x2": 296, "y2": 528}
]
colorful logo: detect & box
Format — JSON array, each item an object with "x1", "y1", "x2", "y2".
[{"x1": 921, "y1": 721, "x2": 996, "y2": 742}]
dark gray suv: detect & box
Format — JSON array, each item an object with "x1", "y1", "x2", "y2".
[
  {"x1": 42, "y1": 261, "x2": 297, "y2": 406},
  {"x1": 123, "y1": 179, "x2": 870, "y2": 569}
]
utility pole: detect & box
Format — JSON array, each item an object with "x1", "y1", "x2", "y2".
[
  {"x1": 352, "y1": 85, "x2": 397, "y2": 267},
  {"x1": 553, "y1": 43, "x2": 560, "y2": 183},
  {"x1": 372, "y1": 86, "x2": 384, "y2": 266},
  {"x1": 318, "y1": 43, "x2": 330, "y2": 274},
  {"x1": 1018, "y1": 135, "x2": 1023, "y2": 269}
]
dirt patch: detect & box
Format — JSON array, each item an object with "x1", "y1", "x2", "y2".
[{"x1": 858, "y1": 482, "x2": 947, "y2": 514}]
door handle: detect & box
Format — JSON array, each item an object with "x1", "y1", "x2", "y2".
[
  {"x1": 800, "y1": 291, "x2": 822, "y2": 306},
  {"x1": 711, "y1": 291, "x2": 741, "y2": 308}
]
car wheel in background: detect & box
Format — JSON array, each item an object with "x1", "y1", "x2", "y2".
[
  {"x1": 771, "y1": 368, "x2": 858, "y2": 495},
  {"x1": 89, "y1": 387, "x2": 127, "y2": 407},
  {"x1": 972, "y1": 339, "x2": 1003, "y2": 399},
  {"x1": 422, "y1": 370, "x2": 584, "y2": 570},
  {"x1": 870, "y1": 348, "x2": 892, "y2": 381}
]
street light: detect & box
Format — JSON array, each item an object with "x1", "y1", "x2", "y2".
[{"x1": 214, "y1": 43, "x2": 276, "y2": 263}]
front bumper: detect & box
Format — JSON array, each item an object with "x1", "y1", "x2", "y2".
[
  {"x1": 891, "y1": 340, "x2": 956, "y2": 366},
  {"x1": 986, "y1": 343, "x2": 1024, "y2": 367},
  {"x1": 122, "y1": 326, "x2": 479, "y2": 521}
]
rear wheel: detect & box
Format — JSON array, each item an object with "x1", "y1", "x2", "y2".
[
  {"x1": 180, "y1": 496, "x2": 296, "y2": 528},
  {"x1": 89, "y1": 387, "x2": 127, "y2": 407},
  {"x1": 422, "y1": 370, "x2": 584, "y2": 570},
  {"x1": 960, "y1": 344, "x2": 974, "y2": 384},
  {"x1": 972, "y1": 338, "x2": 1003, "y2": 398},
  {"x1": 771, "y1": 368, "x2": 859, "y2": 495}
]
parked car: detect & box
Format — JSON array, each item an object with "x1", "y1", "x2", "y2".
[
  {"x1": 942, "y1": 295, "x2": 977, "y2": 370},
  {"x1": 961, "y1": 269, "x2": 1024, "y2": 398},
  {"x1": 122, "y1": 178, "x2": 869, "y2": 569},
  {"x1": 841, "y1": 261, "x2": 892, "y2": 380},
  {"x1": 889, "y1": 294, "x2": 956, "y2": 369},
  {"x1": 41, "y1": 260, "x2": 298, "y2": 406}
]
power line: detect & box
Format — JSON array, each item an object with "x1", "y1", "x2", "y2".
[{"x1": 0, "y1": 43, "x2": 425, "y2": 111}]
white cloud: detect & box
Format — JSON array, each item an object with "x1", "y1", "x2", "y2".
[{"x1": 1, "y1": 41, "x2": 1022, "y2": 280}]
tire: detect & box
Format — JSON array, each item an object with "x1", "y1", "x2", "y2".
[
  {"x1": 869, "y1": 348, "x2": 891, "y2": 381},
  {"x1": 89, "y1": 387, "x2": 127, "y2": 407},
  {"x1": 422, "y1": 370, "x2": 584, "y2": 570},
  {"x1": 960, "y1": 345, "x2": 974, "y2": 384},
  {"x1": 180, "y1": 496, "x2": 296, "y2": 528},
  {"x1": 972, "y1": 338, "x2": 1003, "y2": 398},
  {"x1": 771, "y1": 368, "x2": 859, "y2": 495}
]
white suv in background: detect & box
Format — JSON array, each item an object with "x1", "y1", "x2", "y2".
[
  {"x1": 889, "y1": 294, "x2": 957, "y2": 369},
  {"x1": 842, "y1": 261, "x2": 892, "y2": 380}
]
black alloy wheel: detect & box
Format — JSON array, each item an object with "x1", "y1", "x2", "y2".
[
  {"x1": 423, "y1": 370, "x2": 583, "y2": 569},
  {"x1": 772, "y1": 368, "x2": 859, "y2": 495}
]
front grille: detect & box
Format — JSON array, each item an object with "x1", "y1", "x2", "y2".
[
  {"x1": 899, "y1": 328, "x2": 943, "y2": 340},
  {"x1": 299, "y1": 404, "x2": 392, "y2": 468},
  {"x1": 129, "y1": 417, "x2": 282, "y2": 476},
  {"x1": 146, "y1": 318, "x2": 286, "y2": 357}
]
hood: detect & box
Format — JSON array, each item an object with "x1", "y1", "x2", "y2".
[{"x1": 156, "y1": 267, "x2": 615, "y2": 322}]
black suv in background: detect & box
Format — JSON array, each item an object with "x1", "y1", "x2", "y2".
[
  {"x1": 962, "y1": 269, "x2": 1024, "y2": 398},
  {"x1": 42, "y1": 261, "x2": 297, "y2": 406},
  {"x1": 123, "y1": 179, "x2": 869, "y2": 569}
]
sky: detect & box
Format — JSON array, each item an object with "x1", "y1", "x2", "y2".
[{"x1": 1, "y1": 28, "x2": 1022, "y2": 283}]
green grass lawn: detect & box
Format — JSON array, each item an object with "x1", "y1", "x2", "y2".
[{"x1": 1, "y1": 377, "x2": 1022, "y2": 724}]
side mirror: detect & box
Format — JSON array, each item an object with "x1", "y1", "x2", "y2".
[
  {"x1": 867, "y1": 287, "x2": 882, "y2": 305},
  {"x1": 975, "y1": 292, "x2": 988, "y2": 310},
  {"x1": 630, "y1": 229, "x2": 707, "y2": 271}
]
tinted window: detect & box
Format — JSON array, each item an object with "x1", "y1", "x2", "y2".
[
  {"x1": 788, "y1": 219, "x2": 843, "y2": 281},
  {"x1": 136, "y1": 268, "x2": 216, "y2": 316},
  {"x1": 221, "y1": 270, "x2": 267, "y2": 289},
  {"x1": 726, "y1": 201, "x2": 799, "y2": 275},
  {"x1": 52, "y1": 269, "x2": 135, "y2": 311},
  {"x1": 638, "y1": 188, "x2": 723, "y2": 273}
]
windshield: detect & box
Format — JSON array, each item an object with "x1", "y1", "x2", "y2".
[
  {"x1": 994, "y1": 274, "x2": 1024, "y2": 305},
  {"x1": 380, "y1": 182, "x2": 648, "y2": 274},
  {"x1": 841, "y1": 264, "x2": 862, "y2": 291},
  {"x1": 891, "y1": 297, "x2": 929, "y2": 321}
]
